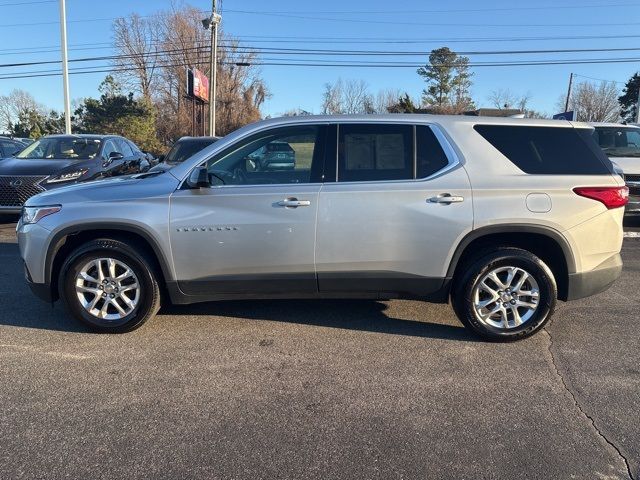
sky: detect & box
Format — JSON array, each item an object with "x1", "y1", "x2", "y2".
[{"x1": 1, "y1": 0, "x2": 640, "y2": 117}]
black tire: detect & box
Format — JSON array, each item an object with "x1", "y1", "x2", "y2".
[
  {"x1": 452, "y1": 247, "x2": 557, "y2": 342},
  {"x1": 58, "y1": 238, "x2": 161, "y2": 333}
]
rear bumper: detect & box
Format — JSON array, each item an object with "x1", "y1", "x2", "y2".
[{"x1": 566, "y1": 253, "x2": 622, "y2": 301}]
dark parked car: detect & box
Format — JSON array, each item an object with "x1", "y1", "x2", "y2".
[
  {"x1": 150, "y1": 136, "x2": 220, "y2": 173},
  {"x1": 0, "y1": 134, "x2": 151, "y2": 214},
  {"x1": 0, "y1": 136, "x2": 27, "y2": 159},
  {"x1": 248, "y1": 141, "x2": 296, "y2": 171}
]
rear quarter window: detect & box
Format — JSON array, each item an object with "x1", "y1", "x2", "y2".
[{"x1": 473, "y1": 125, "x2": 613, "y2": 175}]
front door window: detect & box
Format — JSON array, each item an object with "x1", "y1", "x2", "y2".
[{"x1": 205, "y1": 125, "x2": 326, "y2": 185}]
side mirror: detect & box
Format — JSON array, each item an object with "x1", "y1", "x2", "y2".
[
  {"x1": 108, "y1": 151, "x2": 124, "y2": 161},
  {"x1": 187, "y1": 166, "x2": 211, "y2": 189},
  {"x1": 157, "y1": 154, "x2": 165, "y2": 162}
]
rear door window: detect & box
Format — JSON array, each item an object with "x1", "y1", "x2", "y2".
[
  {"x1": 474, "y1": 125, "x2": 613, "y2": 175},
  {"x1": 416, "y1": 126, "x2": 450, "y2": 178},
  {"x1": 337, "y1": 124, "x2": 413, "y2": 182}
]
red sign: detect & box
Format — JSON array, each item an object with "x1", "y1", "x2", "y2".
[{"x1": 192, "y1": 68, "x2": 209, "y2": 102}]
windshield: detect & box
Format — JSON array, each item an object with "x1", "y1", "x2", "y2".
[
  {"x1": 165, "y1": 139, "x2": 217, "y2": 164},
  {"x1": 593, "y1": 127, "x2": 640, "y2": 158},
  {"x1": 16, "y1": 137, "x2": 102, "y2": 160}
]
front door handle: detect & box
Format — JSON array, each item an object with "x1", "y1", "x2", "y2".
[
  {"x1": 277, "y1": 198, "x2": 311, "y2": 208},
  {"x1": 428, "y1": 193, "x2": 464, "y2": 204}
]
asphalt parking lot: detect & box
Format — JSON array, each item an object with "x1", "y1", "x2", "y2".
[{"x1": 1, "y1": 218, "x2": 639, "y2": 480}]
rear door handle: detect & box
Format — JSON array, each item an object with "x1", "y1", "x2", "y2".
[
  {"x1": 277, "y1": 198, "x2": 311, "y2": 208},
  {"x1": 428, "y1": 193, "x2": 464, "y2": 204}
]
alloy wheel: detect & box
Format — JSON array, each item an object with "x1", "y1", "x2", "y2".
[
  {"x1": 74, "y1": 258, "x2": 140, "y2": 322},
  {"x1": 472, "y1": 266, "x2": 540, "y2": 329}
]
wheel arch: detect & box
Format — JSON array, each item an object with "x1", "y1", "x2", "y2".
[
  {"x1": 46, "y1": 223, "x2": 173, "y2": 302},
  {"x1": 447, "y1": 225, "x2": 575, "y2": 301}
]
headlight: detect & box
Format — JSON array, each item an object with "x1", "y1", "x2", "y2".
[
  {"x1": 22, "y1": 205, "x2": 61, "y2": 225},
  {"x1": 46, "y1": 169, "x2": 88, "y2": 184}
]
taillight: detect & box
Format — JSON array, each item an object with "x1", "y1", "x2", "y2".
[{"x1": 573, "y1": 186, "x2": 629, "y2": 209}]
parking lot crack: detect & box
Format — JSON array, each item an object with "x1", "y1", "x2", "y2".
[{"x1": 543, "y1": 329, "x2": 635, "y2": 480}]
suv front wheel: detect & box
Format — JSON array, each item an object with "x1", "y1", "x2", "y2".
[
  {"x1": 59, "y1": 239, "x2": 161, "y2": 333},
  {"x1": 452, "y1": 248, "x2": 557, "y2": 341}
]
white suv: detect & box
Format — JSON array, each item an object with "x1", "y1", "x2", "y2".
[{"x1": 16, "y1": 115, "x2": 627, "y2": 341}]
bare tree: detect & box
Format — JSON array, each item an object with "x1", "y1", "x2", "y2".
[
  {"x1": 112, "y1": 14, "x2": 159, "y2": 100},
  {"x1": 0, "y1": 90, "x2": 44, "y2": 132},
  {"x1": 488, "y1": 89, "x2": 530, "y2": 111},
  {"x1": 343, "y1": 79, "x2": 370, "y2": 114},
  {"x1": 558, "y1": 81, "x2": 620, "y2": 122},
  {"x1": 282, "y1": 108, "x2": 312, "y2": 116},
  {"x1": 374, "y1": 88, "x2": 403, "y2": 114},
  {"x1": 111, "y1": 4, "x2": 269, "y2": 143},
  {"x1": 321, "y1": 80, "x2": 344, "y2": 114},
  {"x1": 321, "y1": 79, "x2": 393, "y2": 115}
]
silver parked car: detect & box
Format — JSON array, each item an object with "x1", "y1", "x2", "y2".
[
  {"x1": 17, "y1": 115, "x2": 627, "y2": 341},
  {"x1": 590, "y1": 122, "x2": 640, "y2": 215}
]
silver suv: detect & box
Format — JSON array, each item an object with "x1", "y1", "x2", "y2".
[
  {"x1": 590, "y1": 122, "x2": 640, "y2": 215},
  {"x1": 16, "y1": 115, "x2": 627, "y2": 341}
]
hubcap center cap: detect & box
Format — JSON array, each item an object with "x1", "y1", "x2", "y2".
[
  {"x1": 500, "y1": 293, "x2": 511, "y2": 303},
  {"x1": 104, "y1": 283, "x2": 115, "y2": 294}
]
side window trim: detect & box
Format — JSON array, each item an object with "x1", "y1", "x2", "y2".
[
  {"x1": 424, "y1": 124, "x2": 462, "y2": 180},
  {"x1": 413, "y1": 125, "x2": 418, "y2": 179}
]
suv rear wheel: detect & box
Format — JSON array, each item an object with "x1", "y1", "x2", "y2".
[
  {"x1": 59, "y1": 239, "x2": 161, "y2": 333},
  {"x1": 452, "y1": 248, "x2": 557, "y2": 341}
]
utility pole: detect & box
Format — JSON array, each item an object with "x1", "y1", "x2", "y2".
[
  {"x1": 205, "y1": 0, "x2": 221, "y2": 137},
  {"x1": 636, "y1": 87, "x2": 640, "y2": 124},
  {"x1": 59, "y1": 0, "x2": 71, "y2": 134},
  {"x1": 564, "y1": 72, "x2": 573, "y2": 115}
]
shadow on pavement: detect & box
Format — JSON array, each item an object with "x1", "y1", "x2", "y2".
[
  {"x1": 0, "y1": 243, "x2": 89, "y2": 333},
  {"x1": 160, "y1": 298, "x2": 477, "y2": 342},
  {"x1": 0, "y1": 242, "x2": 473, "y2": 341}
]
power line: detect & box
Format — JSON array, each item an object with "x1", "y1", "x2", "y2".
[
  {"x1": 222, "y1": 2, "x2": 640, "y2": 14},
  {"x1": 5, "y1": 55, "x2": 640, "y2": 81},
  {"x1": 221, "y1": 9, "x2": 640, "y2": 28},
  {"x1": 6, "y1": 32, "x2": 640, "y2": 58},
  {"x1": 0, "y1": 0, "x2": 55, "y2": 6},
  {"x1": 4, "y1": 10, "x2": 640, "y2": 29},
  {"x1": 572, "y1": 74, "x2": 628, "y2": 85},
  {"x1": 0, "y1": 45, "x2": 214, "y2": 69},
  {"x1": 7, "y1": 44, "x2": 640, "y2": 70}
]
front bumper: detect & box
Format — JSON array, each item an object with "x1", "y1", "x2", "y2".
[
  {"x1": 0, "y1": 206, "x2": 22, "y2": 215},
  {"x1": 566, "y1": 253, "x2": 622, "y2": 301},
  {"x1": 23, "y1": 260, "x2": 53, "y2": 303},
  {"x1": 625, "y1": 194, "x2": 640, "y2": 215}
]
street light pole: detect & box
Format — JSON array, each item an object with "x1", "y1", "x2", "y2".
[
  {"x1": 207, "y1": 0, "x2": 220, "y2": 137},
  {"x1": 59, "y1": 0, "x2": 71, "y2": 134},
  {"x1": 564, "y1": 72, "x2": 573, "y2": 115}
]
